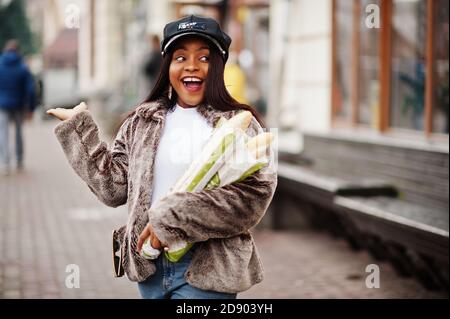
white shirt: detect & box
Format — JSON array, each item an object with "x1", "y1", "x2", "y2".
[{"x1": 151, "y1": 104, "x2": 213, "y2": 206}]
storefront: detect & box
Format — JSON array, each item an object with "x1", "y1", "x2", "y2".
[{"x1": 332, "y1": 0, "x2": 449, "y2": 140}]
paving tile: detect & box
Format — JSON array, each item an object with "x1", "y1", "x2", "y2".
[{"x1": 0, "y1": 119, "x2": 447, "y2": 299}]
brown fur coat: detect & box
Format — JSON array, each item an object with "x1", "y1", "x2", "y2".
[{"x1": 54, "y1": 99, "x2": 277, "y2": 293}]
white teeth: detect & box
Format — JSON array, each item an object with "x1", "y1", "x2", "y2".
[{"x1": 182, "y1": 77, "x2": 202, "y2": 83}]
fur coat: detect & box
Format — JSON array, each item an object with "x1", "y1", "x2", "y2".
[{"x1": 53, "y1": 99, "x2": 278, "y2": 293}]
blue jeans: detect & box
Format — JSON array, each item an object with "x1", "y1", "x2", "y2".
[
  {"x1": 138, "y1": 246, "x2": 237, "y2": 299},
  {"x1": 0, "y1": 108, "x2": 24, "y2": 170}
]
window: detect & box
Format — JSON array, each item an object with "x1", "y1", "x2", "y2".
[
  {"x1": 333, "y1": 0, "x2": 354, "y2": 121},
  {"x1": 332, "y1": 0, "x2": 449, "y2": 138},
  {"x1": 390, "y1": 0, "x2": 427, "y2": 131},
  {"x1": 359, "y1": 0, "x2": 381, "y2": 126},
  {"x1": 432, "y1": 0, "x2": 449, "y2": 133}
]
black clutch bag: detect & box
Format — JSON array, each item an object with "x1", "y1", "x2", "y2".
[{"x1": 112, "y1": 229, "x2": 124, "y2": 278}]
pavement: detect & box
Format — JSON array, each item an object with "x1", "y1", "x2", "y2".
[{"x1": 0, "y1": 114, "x2": 447, "y2": 299}]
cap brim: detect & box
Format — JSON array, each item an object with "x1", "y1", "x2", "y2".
[{"x1": 162, "y1": 32, "x2": 227, "y2": 59}]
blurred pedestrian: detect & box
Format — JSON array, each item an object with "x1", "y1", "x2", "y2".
[
  {"x1": 0, "y1": 39, "x2": 36, "y2": 176},
  {"x1": 224, "y1": 50, "x2": 249, "y2": 104},
  {"x1": 141, "y1": 34, "x2": 163, "y2": 99}
]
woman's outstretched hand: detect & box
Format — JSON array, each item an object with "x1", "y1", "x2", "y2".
[
  {"x1": 137, "y1": 223, "x2": 166, "y2": 254},
  {"x1": 46, "y1": 102, "x2": 88, "y2": 121}
]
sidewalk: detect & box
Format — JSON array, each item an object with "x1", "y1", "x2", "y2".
[{"x1": 0, "y1": 116, "x2": 447, "y2": 299}]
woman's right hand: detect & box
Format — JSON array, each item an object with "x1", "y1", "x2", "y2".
[{"x1": 46, "y1": 102, "x2": 88, "y2": 121}]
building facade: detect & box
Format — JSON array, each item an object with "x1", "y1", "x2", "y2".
[{"x1": 271, "y1": 0, "x2": 448, "y2": 149}]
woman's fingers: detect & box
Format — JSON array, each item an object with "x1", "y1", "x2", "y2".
[
  {"x1": 46, "y1": 102, "x2": 88, "y2": 121},
  {"x1": 147, "y1": 223, "x2": 164, "y2": 249},
  {"x1": 46, "y1": 108, "x2": 69, "y2": 121},
  {"x1": 151, "y1": 236, "x2": 162, "y2": 250},
  {"x1": 136, "y1": 226, "x2": 151, "y2": 253},
  {"x1": 73, "y1": 102, "x2": 88, "y2": 112},
  {"x1": 137, "y1": 223, "x2": 166, "y2": 253}
]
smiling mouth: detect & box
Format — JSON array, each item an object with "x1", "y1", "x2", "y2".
[{"x1": 181, "y1": 77, "x2": 204, "y2": 92}]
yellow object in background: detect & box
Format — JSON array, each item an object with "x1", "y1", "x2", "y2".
[
  {"x1": 237, "y1": 6, "x2": 249, "y2": 23},
  {"x1": 224, "y1": 63, "x2": 248, "y2": 104}
]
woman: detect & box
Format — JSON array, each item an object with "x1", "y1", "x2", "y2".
[{"x1": 47, "y1": 15, "x2": 277, "y2": 299}]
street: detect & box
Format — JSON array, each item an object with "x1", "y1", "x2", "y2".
[{"x1": 0, "y1": 116, "x2": 447, "y2": 299}]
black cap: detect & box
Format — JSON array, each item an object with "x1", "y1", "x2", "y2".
[{"x1": 161, "y1": 15, "x2": 232, "y2": 62}]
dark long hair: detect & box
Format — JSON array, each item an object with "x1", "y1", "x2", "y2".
[{"x1": 118, "y1": 38, "x2": 266, "y2": 131}]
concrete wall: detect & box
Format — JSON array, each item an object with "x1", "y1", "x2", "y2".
[
  {"x1": 78, "y1": 0, "x2": 124, "y2": 95},
  {"x1": 269, "y1": 0, "x2": 332, "y2": 136}
]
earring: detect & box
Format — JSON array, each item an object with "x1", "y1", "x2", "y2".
[{"x1": 168, "y1": 85, "x2": 173, "y2": 100}]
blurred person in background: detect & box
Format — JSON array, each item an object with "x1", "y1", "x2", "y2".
[
  {"x1": 224, "y1": 50, "x2": 249, "y2": 105},
  {"x1": 141, "y1": 34, "x2": 163, "y2": 99},
  {"x1": 0, "y1": 39, "x2": 36, "y2": 176}
]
